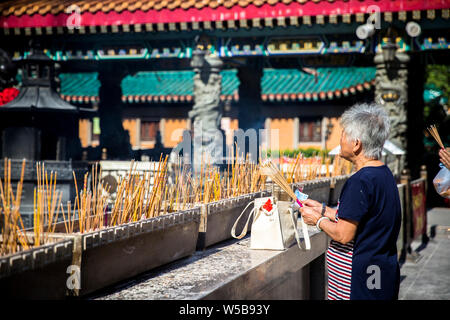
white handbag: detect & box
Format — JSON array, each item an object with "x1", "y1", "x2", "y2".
[{"x1": 231, "y1": 196, "x2": 310, "y2": 251}]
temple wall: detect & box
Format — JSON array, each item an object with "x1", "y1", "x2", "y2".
[
  {"x1": 325, "y1": 117, "x2": 342, "y2": 151},
  {"x1": 268, "y1": 118, "x2": 295, "y2": 151},
  {"x1": 163, "y1": 118, "x2": 188, "y2": 148},
  {"x1": 79, "y1": 116, "x2": 340, "y2": 151},
  {"x1": 79, "y1": 119, "x2": 91, "y2": 148}
]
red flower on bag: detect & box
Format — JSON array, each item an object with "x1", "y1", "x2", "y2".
[
  {"x1": 0, "y1": 87, "x2": 19, "y2": 106},
  {"x1": 262, "y1": 198, "x2": 273, "y2": 212}
]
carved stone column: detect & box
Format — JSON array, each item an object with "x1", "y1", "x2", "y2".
[
  {"x1": 374, "y1": 46, "x2": 410, "y2": 171},
  {"x1": 188, "y1": 49, "x2": 224, "y2": 172}
]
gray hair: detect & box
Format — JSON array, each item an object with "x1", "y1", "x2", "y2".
[{"x1": 340, "y1": 103, "x2": 390, "y2": 159}]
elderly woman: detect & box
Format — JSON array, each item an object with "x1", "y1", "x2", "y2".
[
  {"x1": 439, "y1": 148, "x2": 450, "y2": 170},
  {"x1": 300, "y1": 103, "x2": 401, "y2": 300}
]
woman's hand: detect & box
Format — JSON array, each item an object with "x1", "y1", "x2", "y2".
[
  {"x1": 299, "y1": 206, "x2": 322, "y2": 226},
  {"x1": 439, "y1": 148, "x2": 450, "y2": 170},
  {"x1": 302, "y1": 198, "x2": 322, "y2": 209},
  {"x1": 301, "y1": 198, "x2": 337, "y2": 221}
]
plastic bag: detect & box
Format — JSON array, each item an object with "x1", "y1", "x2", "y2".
[{"x1": 433, "y1": 164, "x2": 450, "y2": 199}]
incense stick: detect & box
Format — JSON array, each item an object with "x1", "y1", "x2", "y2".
[
  {"x1": 427, "y1": 124, "x2": 445, "y2": 149},
  {"x1": 260, "y1": 160, "x2": 302, "y2": 206},
  {"x1": 0, "y1": 159, "x2": 29, "y2": 255}
]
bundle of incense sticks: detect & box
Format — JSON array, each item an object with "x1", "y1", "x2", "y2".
[
  {"x1": 109, "y1": 155, "x2": 170, "y2": 224},
  {"x1": 287, "y1": 155, "x2": 324, "y2": 183},
  {"x1": 1, "y1": 152, "x2": 355, "y2": 248},
  {"x1": 165, "y1": 159, "x2": 191, "y2": 212},
  {"x1": 224, "y1": 149, "x2": 264, "y2": 199},
  {"x1": 179, "y1": 144, "x2": 266, "y2": 205},
  {"x1": 260, "y1": 160, "x2": 303, "y2": 207},
  {"x1": 34, "y1": 162, "x2": 63, "y2": 246},
  {"x1": 325, "y1": 157, "x2": 331, "y2": 177},
  {"x1": 110, "y1": 160, "x2": 146, "y2": 225},
  {"x1": 145, "y1": 154, "x2": 170, "y2": 218},
  {"x1": 427, "y1": 124, "x2": 445, "y2": 149},
  {"x1": 286, "y1": 153, "x2": 302, "y2": 183},
  {"x1": 61, "y1": 163, "x2": 110, "y2": 233},
  {"x1": 0, "y1": 159, "x2": 29, "y2": 255}
]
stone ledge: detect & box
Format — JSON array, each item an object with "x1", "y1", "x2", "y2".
[
  {"x1": 92, "y1": 225, "x2": 328, "y2": 300},
  {"x1": 0, "y1": 238, "x2": 73, "y2": 279}
]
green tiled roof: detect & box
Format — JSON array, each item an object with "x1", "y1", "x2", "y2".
[
  {"x1": 59, "y1": 72, "x2": 100, "y2": 103},
  {"x1": 122, "y1": 71, "x2": 194, "y2": 97},
  {"x1": 121, "y1": 69, "x2": 239, "y2": 103},
  {"x1": 261, "y1": 67, "x2": 375, "y2": 101},
  {"x1": 59, "y1": 67, "x2": 375, "y2": 103}
]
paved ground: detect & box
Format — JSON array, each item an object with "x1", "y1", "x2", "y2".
[{"x1": 399, "y1": 207, "x2": 450, "y2": 300}]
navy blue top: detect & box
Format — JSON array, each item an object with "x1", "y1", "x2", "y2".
[{"x1": 337, "y1": 165, "x2": 401, "y2": 300}]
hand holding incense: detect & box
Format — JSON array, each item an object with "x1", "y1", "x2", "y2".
[{"x1": 260, "y1": 160, "x2": 304, "y2": 207}]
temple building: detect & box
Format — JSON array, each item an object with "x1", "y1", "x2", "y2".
[{"x1": 60, "y1": 66, "x2": 376, "y2": 151}]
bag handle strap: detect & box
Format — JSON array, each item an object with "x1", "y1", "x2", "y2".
[
  {"x1": 289, "y1": 208, "x2": 311, "y2": 250},
  {"x1": 231, "y1": 201, "x2": 255, "y2": 239},
  {"x1": 300, "y1": 213, "x2": 311, "y2": 250},
  {"x1": 288, "y1": 208, "x2": 302, "y2": 250}
]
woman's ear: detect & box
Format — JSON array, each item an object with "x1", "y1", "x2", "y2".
[{"x1": 353, "y1": 139, "x2": 363, "y2": 155}]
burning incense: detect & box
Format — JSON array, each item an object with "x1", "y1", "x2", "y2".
[
  {"x1": 34, "y1": 162, "x2": 63, "y2": 245},
  {"x1": 260, "y1": 160, "x2": 302, "y2": 207},
  {"x1": 325, "y1": 157, "x2": 331, "y2": 177},
  {"x1": 427, "y1": 124, "x2": 445, "y2": 149},
  {"x1": 0, "y1": 159, "x2": 29, "y2": 255},
  {"x1": 61, "y1": 163, "x2": 109, "y2": 233}
]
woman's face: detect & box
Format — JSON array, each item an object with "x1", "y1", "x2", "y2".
[{"x1": 339, "y1": 129, "x2": 354, "y2": 161}]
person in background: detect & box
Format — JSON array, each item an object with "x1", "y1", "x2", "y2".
[
  {"x1": 439, "y1": 148, "x2": 450, "y2": 170},
  {"x1": 300, "y1": 103, "x2": 401, "y2": 300},
  {"x1": 435, "y1": 147, "x2": 450, "y2": 200}
]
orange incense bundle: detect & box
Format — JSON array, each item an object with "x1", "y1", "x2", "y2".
[
  {"x1": 260, "y1": 160, "x2": 303, "y2": 207},
  {"x1": 427, "y1": 124, "x2": 445, "y2": 149}
]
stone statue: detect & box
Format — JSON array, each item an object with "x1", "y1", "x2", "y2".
[
  {"x1": 188, "y1": 49, "x2": 224, "y2": 172},
  {"x1": 374, "y1": 47, "x2": 409, "y2": 172}
]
